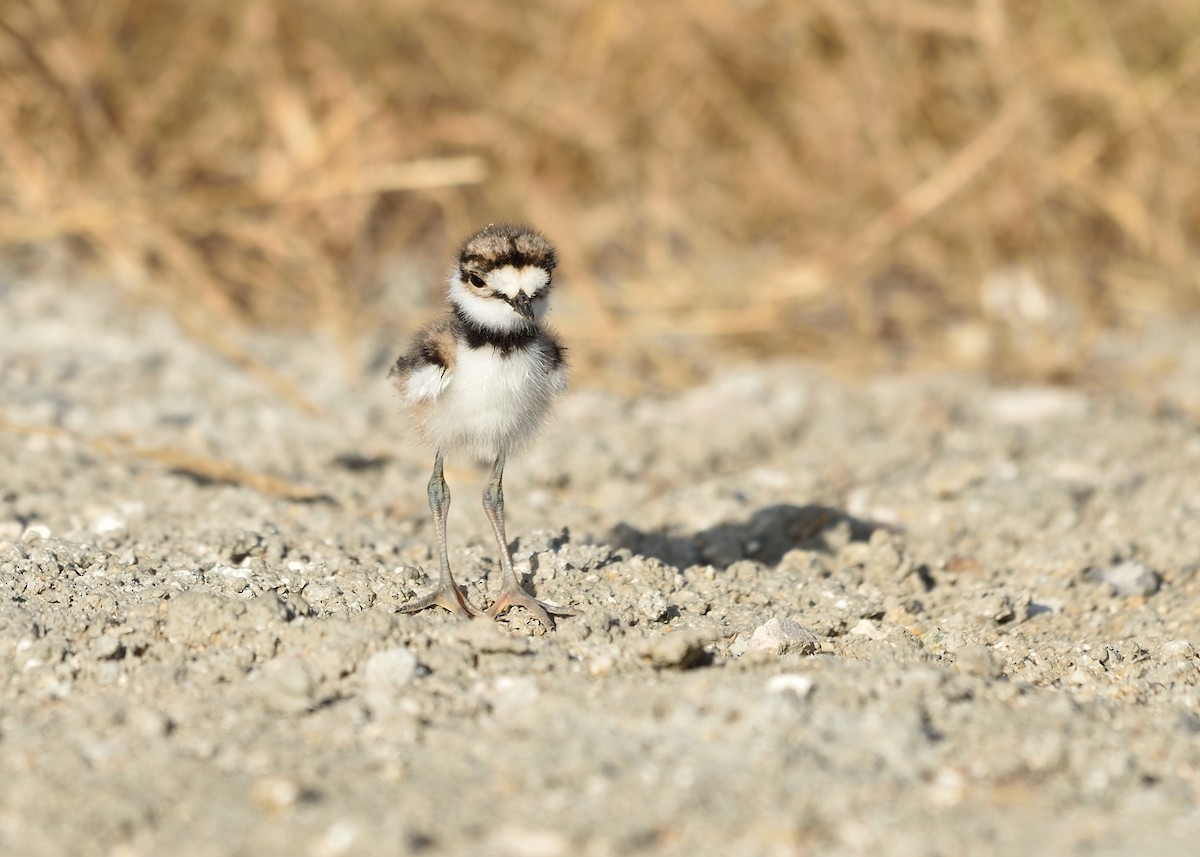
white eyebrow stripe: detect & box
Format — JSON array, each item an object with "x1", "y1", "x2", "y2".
[{"x1": 486, "y1": 265, "x2": 550, "y2": 299}]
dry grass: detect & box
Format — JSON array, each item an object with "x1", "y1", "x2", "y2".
[{"x1": 2, "y1": 0, "x2": 1199, "y2": 388}]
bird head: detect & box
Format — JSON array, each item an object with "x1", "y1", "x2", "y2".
[{"x1": 448, "y1": 223, "x2": 558, "y2": 333}]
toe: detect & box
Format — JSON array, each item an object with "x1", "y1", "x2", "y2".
[
  {"x1": 487, "y1": 586, "x2": 572, "y2": 629},
  {"x1": 398, "y1": 585, "x2": 484, "y2": 619}
]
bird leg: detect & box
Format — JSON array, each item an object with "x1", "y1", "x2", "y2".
[
  {"x1": 398, "y1": 452, "x2": 484, "y2": 618},
  {"x1": 482, "y1": 453, "x2": 573, "y2": 628}
]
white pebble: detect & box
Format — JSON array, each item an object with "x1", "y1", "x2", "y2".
[
  {"x1": 766, "y1": 673, "x2": 815, "y2": 698},
  {"x1": 1161, "y1": 640, "x2": 1196, "y2": 660},
  {"x1": 310, "y1": 819, "x2": 358, "y2": 857},
  {"x1": 741, "y1": 618, "x2": 819, "y2": 656},
  {"x1": 253, "y1": 776, "x2": 302, "y2": 811},
  {"x1": 88, "y1": 634, "x2": 122, "y2": 660},
  {"x1": 849, "y1": 619, "x2": 888, "y2": 641},
  {"x1": 482, "y1": 675, "x2": 541, "y2": 719},
  {"x1": 637, "y1": 591, "x2": 670, "y2": 623},
  {"x1": 1086, "y1": 561, "x2": 1160, "y2": 597},
  {"x1": 988, "y1": 388, "x2": 1088, "y2": 425},
  {"x1": 21, "y1": 523, "x2": 52, "y2": 542},
  {"x1": 362, "y1": 648, "x2": 419, "y2": 691},
  {"x1": 88, "y1": 510, "x2": 127, "y2": 536}
]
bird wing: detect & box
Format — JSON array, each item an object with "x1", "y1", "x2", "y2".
[
  {"x1": 390, "y1": 318, "x2": 457, "y2": 404},
  {"x1": 405, "y1": 362, "x2": 451, "y2": 402}
]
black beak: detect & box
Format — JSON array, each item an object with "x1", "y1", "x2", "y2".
[{"x1": 510, "y1": 293, "x2": 536, "y2": 320}]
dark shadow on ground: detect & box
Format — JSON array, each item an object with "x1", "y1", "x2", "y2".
[{"x1": 607, "y1": 503, "x2": 894, "y2": 571}]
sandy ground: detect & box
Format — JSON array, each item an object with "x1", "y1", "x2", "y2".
[{"x1": 3, "y1": 266, "x2": 1200, "y2": 857}]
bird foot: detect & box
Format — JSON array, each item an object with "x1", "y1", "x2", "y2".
[
  {"x1": 487, "y1": 584, "x2": 573, "y2": 629},
  {"x1": 397, "y1": 582, "x2": 485, "y2": 619}
]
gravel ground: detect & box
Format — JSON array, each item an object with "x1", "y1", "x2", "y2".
[{"x1": 3, "y1": 267, "x2": 1200, "y2": 857}]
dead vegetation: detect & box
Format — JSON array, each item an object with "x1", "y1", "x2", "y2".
[{"x1": 1, "y1": 0, "x2": 1198, "y2": 386}]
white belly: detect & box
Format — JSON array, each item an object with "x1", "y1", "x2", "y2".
[{"x1": 423, "y1": 344, "x2": 565, "y2": 460}]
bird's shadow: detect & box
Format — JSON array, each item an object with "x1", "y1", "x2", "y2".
[{"x1": 606, "y1": 503, "x2": 892, "y2": 571}]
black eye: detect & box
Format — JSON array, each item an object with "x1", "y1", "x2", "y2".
[{"x1": 467, "y1": 273, "x2": 487, "y2": 289}]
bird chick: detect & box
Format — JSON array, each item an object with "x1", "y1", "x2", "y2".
[{"x1": 389, "y1": 223, "x2": 571, "y2": 628}]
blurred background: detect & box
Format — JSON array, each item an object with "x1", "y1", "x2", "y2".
[{"x1": 2, "y1": 0, "x2": 1199, "y2": 391}]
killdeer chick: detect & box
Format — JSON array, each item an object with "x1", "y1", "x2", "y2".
[{"x1": 389, "y1": 223, "x2": 572, "y2": 628}]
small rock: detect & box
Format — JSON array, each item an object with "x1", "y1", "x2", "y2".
[
  {"x1": 1086, "y1": 561, "x2": 1161, "y2": 597},
  {"x1": 245, "y1": 592, "x2": 294, "y2": 628},
  {"x1": 88, "y1": 634, "x2": 123, "y2": 661},
  {"x1": 303, "y1": 582, "x2": 335, "y2": 606},
  {"x1": 637, "y1": 591, "x2": 670, "y2": 623},
  {"x1": 988, "y1": 387, "x2": 1088, "y2": 425},
  {"x1": 226, "y1": 529, "x2": 266, "y2": 561},
  {"x1": 259, "y1": 658, "x2": 316, "y2": 714},
  {"x1": 128, "y1": 707, "x2": 172, "y2": 739},
  {"x1": 21, "y1": 524, "x2": 51, "y2": 542},
  {"x1": 87, "y1": 508, "x2": 128, "y2": 539},
  {"x1": 738, "y1": 618, "x2": 820, "y2": 656},
  {"x1": 849, "y1": 619, "x2": 888, "y2": 641},
  {"x1": 927, "y1": 766, "x2": 968, "y2": 808},
  {"x1": 253, "y1": 775, "x2": 302, "y2": 811},
  {"x1": 975, "y1": 591, "x2": 1024, "y2": 624},
  {"x1": 765, "y1": 673, "x2": 815, "y2": 699},
  {"x1": 208, "y1": 563, "x2": 251, "y2": 594},
  {"x1": 1160, "y1": 640, "x2": 1195, "y2": 660},
  {"x1": 282, "y1": 591, "x2": 314, "y2": 618},
  {"x1": 586, "y1": 652, "x2": 617, "y2": 677},
  {"x1": 311, "y1": 819, "x2": 359, "y2": 857},
  {"x1": 641, "y1": 634, "x2": 710, "y2": 669},
  {"x1": 362, "y1": 648, "x2": 419, "y2": 691},
  {"x1": 360, "y1": 647, "x2": 419, "y2": 717},
  {"x1": 954, "y1": 643, "x2": 1003, "y2": 678}
]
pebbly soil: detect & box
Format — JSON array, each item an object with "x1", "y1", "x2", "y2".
[{"x1": 3, "y1": 266, "x2": 1200, "y2": 857}]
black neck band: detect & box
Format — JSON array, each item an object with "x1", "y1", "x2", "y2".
[{"x1": 452, "y1": 304, "x2": 537, "y2": 355}]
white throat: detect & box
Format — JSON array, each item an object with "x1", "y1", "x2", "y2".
[{"x1": 448, "y1": 267, "x2": 550, "y2": 332}]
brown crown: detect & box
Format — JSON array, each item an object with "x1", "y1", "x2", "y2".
[{"x1": 458, "y1": 223, "x2": 557, "y2": 275}]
